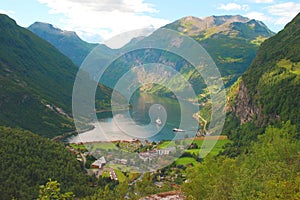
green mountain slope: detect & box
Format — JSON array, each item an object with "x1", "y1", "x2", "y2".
[
  {"x1": 27, "y1": 15, "x2": 274, "y2": 99},
  {"x1": 0, "y1": 14, "x2": 112, "y2": 138},
  {"x1": 91, "y1": 15, "x2": 274, "y2": 100},
  {"x1": 0, "y1": 126, "x2": 92, "y2": 200},
  {"x1": 228, "y1": 12, "x2": 300, "y2": 129},
  {"x1": 28, "y1": 22, "x2": 98, "y2": 66},
  {"x1": 165, "y1": 15, "x2": 274, "y2": 86}
]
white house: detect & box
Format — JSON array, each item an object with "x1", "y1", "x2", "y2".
[{"x1": 91, "y1": 156, "x2": 106, "y2": 169}]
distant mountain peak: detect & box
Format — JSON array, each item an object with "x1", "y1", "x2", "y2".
[
  {"x1": 164, "y1": 14, "x2": 273, "y2": 39},
  {"x1": 177, "y1": 14, "x2": 250, "y2": 28},
  {"x1": 28, "y1": 22, "x2": 98, "y2": 66},
  {"x1": 29, "y1": 22, "x2": 79, "y2": 38}
]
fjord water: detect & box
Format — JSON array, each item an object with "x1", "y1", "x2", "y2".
[{"x1": 68, "y1": 93, "x2": 199, "y2": 143}]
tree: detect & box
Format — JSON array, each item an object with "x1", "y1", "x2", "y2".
[{"x1": 38, "y1": 179, "x2": 74, "y2": 200}]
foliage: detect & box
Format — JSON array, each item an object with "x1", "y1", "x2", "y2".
[
  {"x1": 182, "y1": 122, "x2": 300, "y2": 200},
  {"x1": 38, "y1": 179, "x2": 74, "y2": 200},
  {"x1": 0, "y1": 127, "x2": 93, "y2": 199},
  {"x1": 0, "y1": 14, "x2": 113, "y2": 138},
  {"x1": 28, "y1": 22, "x2": 97, "y2": 67},
  {"x1": 241, "y1": 13, "x2": 300, "y2": 129}
]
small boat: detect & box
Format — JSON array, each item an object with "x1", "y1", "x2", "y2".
[
  {"x1": 173, "y1": 128, "x2": 185, "y2": 132},
  {"x1": 156, "y1": 117, "x2": 162, "y2": 126}
]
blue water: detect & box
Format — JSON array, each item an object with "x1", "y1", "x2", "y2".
[{"x1": 68, "y1": 93, "x2": 199, "y2": 143}]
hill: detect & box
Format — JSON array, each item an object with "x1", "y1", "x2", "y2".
[
  {"x1": 180, "y1": 15, "x2": 300, "y2": 199},
  {"x1": 89, "y1": 15, "x2": 274, "y2": 100},
  {"x1": 0, "y1": 14, "x2": 112, "y2": 138},
  {"x1": 27, "y1": 16, "x2": 274, "y2": 99},
  {"x1": 28, "y1": 22, "x2": 98, "y2": 66},
  {"x1": 164, "y1": 15, "x2": 274, "y2": 86},
  {"x1": 0, "y1": 126, "x2": 93, "y2": 200},
  {"x1": 228, "y1": 13, "x2": 300, "y2": 129}
]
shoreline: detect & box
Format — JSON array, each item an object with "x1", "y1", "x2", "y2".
[
  {"x1": 51, "y1": 126, "x2": 95, "y2": 142},
  {"x1": 67, "y1": 135, "x2": 228, "y2": 145},
  {"x1": 95, "y1": 106, "x2": 130, "y2": 113}
]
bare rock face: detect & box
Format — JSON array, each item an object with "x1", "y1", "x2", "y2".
[{"x1": 232, "y1": 80, "x2": 261, "y2": 124}]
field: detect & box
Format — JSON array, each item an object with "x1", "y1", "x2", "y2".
[
  {"x1": 158, "y1": 136, "x2": 231, "y2": 166},
  {"x1": 175, "y1": 157, "x2": 199, "y2": 166}
]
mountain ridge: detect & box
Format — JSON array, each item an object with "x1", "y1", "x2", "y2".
[
  {"x1": 28, "y1": 22, "x2": 98, "y2": 66},
  {"x1": 227, "y1": 12, "x2": 300, "y2": 130},
  {"x1": 164, "y1": 15, "x2": 273, "y2": 39},
  {"x1": 0, "y1": 14, "x2": 112, "y2": 137}
]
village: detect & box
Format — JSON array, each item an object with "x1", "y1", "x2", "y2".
[
  {"x1": 66, "y1": 136, "x2": 229, "y2": 186},
  {"x1": 67, "y1": 140, "x2": 180, "y2": 181}
]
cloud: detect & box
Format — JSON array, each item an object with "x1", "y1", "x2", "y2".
[
  {"x1": 253, "y1": 0, "x2": 274, "y2": 3},
  {"x1": 267, "y1": 2, "x2": 300, "y2": 25},
  {"x1": 218, "y1": 3, "x2": 249, "y2": 11},
  {"x1": 0, "y1": 9, "x2": 15, "y2": 15},
  {"x1": 245, "y1": 11, "x2": 271, "y2": 22},
  {"x1": 37, "y1": 0, "x2": 170, "y2": 43}
]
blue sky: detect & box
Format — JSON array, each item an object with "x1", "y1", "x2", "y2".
[{"x1": 1, "y1": 0, "x2": 299, "y2": 43}]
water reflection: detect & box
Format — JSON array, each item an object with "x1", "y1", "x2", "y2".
[{"x1": 68, "y1": 93, "x2": 198, "y2": 143}]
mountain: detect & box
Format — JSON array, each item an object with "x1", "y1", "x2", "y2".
[
  {"x1": 0, "y1": 14, "x2": 112, "y2": 138},
  {"x1": 28, "y1": 22, "x2": 98, "y2": 66},
  {"x1": 228, "y1": 13, "x2": 300, "y2": 129},
  {"x1": 180, "y1": 15, "x2": 300, "y2": 199},
  {"x1": 27, "y1": 16, "x2": 274, "y2": 99},
  {"x1": 95, "y1": 15, "x2": 275, "y2": 100},
  {"x1": 164, "y1": 15, "x2": 274, "y2": 86}
]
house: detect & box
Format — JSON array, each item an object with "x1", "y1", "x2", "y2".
[
  {"x1": 115, "y1": 158, "x2": 128, "y2": 165},
  {"x1": 91, "y1": 156, "x2": 106, "y2": 169},
  {"x1": 157, "y1": 147, "x2": 176, "y2": 155},
  {"x1": 120, "y1": 159, "x2": 128, "y2": 165}
]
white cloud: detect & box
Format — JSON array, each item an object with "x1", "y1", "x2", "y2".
[
  {"x1": 267, "y1": 2, "x2": 300, "y2": 25},
  {"x1": 218, "y1": 3, "x2": 249, "y2": 11},
  {"x1": 0, "y1": 9, "x2": 15, "y2": 15},
  {"x1": 245, "y1": 11, "x2": 271, "y2": 22},
  {"x1": 37, "y1": 0, "x2": 170, "y2": 43},
  {"x1": 253, "y1": 0, "x2": 274, "y2": 3}
]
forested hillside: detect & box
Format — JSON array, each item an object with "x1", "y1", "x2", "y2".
[
  {"x1": 28, "y1": 22, "x2": 98, "y2": 66},
  {"x1": 221, "y1": 13, "x2": 300, "y2": 154},
  {"x1": 0, "y1": 14, "x2": 112, "y2": 138},
  {"x1": 230, "y1": 13, "x2": 300, "y2": 128},
  {"x1": 180, "y1": 15, "x2": 300, "y2": 199},
  {"x1": 182, "y1": 122, "x2": 300, "y2": 199},
  {"x1": 28, "y1": 15, "x2": 274, "y2": 99},
  {"x1": 0, "y1": 127, "x2": 93, "y2": 200}
]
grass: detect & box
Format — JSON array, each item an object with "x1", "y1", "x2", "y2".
[
  {"x1": 129, "y1": 173, "x2": 141, "y2": 182},
  {"x1": 184, "y1": 139, "x2": 231, "y2": 159},
  {"x1": 89, "y1": 142, "x2": 118, "y2": 151},
  {"x1": 218, "y1": 56, "x2": 244, "y2": 63},
  {"x1": 115, "y1": 169, "x2": 127, "y2": 182},
  {"x1": 108, "y1": 164, "x2": 139, "y2": 173},
  {"x1": 157, "y1": 141, "x2": 176, "y2": 149},
  {"x1": 69, "y1": 143, "x2": 87, "y2": 151},
  {"x1": 175, "y1": 157, "x2": 199, "y2": 166},
  {"x1": 170, "y1": 137, "x2": 231, "y2": 166},
  {"x1": 278, "y1": 59, "x2": 300, "y2": 75},
  {"x1": 102, "y1": 170, "x2": 110, "y2": 178},
  {"x1": 251, "y1": 36, "x2": 268, "y2": 46}
]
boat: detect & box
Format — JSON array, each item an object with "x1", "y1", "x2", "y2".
[
  {"x1": 173, "y1": 128, "x2": 185, "y2": 132},
  {"x1": 156, "y1": 117, "x2": 162, "y2": 126}
]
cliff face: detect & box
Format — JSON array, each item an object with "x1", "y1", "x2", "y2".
[
  {"x1": 229, "y1": 12, "x2": 300, "y2": 128},
  {"x1": 231, "y1": 80, "x2": 262, "y2": 124}
]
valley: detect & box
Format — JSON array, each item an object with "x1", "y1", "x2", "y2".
[{"x1": 0, "y1": 8, "x2": 299, "y2": 200}]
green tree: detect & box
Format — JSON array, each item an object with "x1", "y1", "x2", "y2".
[
  {"x1": 38, "y1": 179, "x2": 74, "y2": 200},
  {"x1": 182, "y1": 121, "x2": 300, "y2": 200}
]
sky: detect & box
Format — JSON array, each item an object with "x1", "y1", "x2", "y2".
[{"x1": 1, "y1": 0, "x2": 300, "y2": 43}]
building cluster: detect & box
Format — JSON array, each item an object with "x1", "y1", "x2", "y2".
[{"x1": 138, "y1": 147, "x2": 177, "y2": 162}]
